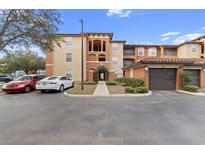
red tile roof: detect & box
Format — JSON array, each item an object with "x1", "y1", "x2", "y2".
[{"x1": 123, "y1": 58, "x2": 205, "y2": 70}]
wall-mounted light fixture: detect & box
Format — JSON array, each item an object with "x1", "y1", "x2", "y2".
[{"x1": 144, "y1": 67, "x2": 149, "y2": 71}]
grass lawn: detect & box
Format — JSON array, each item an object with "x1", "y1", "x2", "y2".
[
  {"x1": 107, "y1": 84, "x2": 126, "y2": 94},
  {"x1": 66, "y1": 84, "x2": 97, "y2": 95}
]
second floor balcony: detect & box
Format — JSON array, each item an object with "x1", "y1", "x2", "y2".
[
  {"x1": 123, "y1": 49, "x2": 135, "y2": 56},
  {"x1": 163, "y1": 48, "x2": 177, "y2": 57}
]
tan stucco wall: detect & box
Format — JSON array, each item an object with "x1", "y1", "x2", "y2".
[
  {"x1": 52, "y1": 36, "x2": 86, "y2": 81},
  {"x1": 110, "y1": 42, "x2": 124, "y2": 78},
  {"x1": 177, "y1": 44, "x2": 201, "y2": 58}
]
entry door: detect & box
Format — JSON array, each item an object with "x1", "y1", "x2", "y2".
[
  {"x1": 149, "y1": 68, "x2": 176, "y2": 90},
  {"x1": 187, "y1": 70, "x2": 200, "y2": 86}
]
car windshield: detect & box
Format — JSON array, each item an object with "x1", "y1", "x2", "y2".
[
  {"x1": 16, "y1": 76, "x2": 33, "y2": 81},
  {"x1": 46, "y1": 77, "x2": 59, "y2": 80}
]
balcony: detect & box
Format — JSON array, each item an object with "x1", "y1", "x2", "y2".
[
  {"x1": 123, "y1": 49, "x2": 135, "y2": 56},
  {"x1": 163, "y1": 48, "x2": 177, "y2": 57}
]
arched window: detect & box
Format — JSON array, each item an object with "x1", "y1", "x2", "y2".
[
  {"x1": 98, "y1": 54, "x2": 106, "y2": 61},
  {"x1": 137, "y1": 47, "x2": 144, "y2": 56},
  {"x1": 93, "y1": 40, "x2": 101, "y2": 51},
  {"x1": 148, "y1": 47, "x2": 157, "y2": 56}
]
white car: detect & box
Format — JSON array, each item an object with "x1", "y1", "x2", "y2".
[{"x1": 36, "y1": 76, "x2": 74, "y2": 92}]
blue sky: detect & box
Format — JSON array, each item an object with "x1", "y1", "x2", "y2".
[{"x1": 58, "y1": 9, "x2": 205, "y2": 45}]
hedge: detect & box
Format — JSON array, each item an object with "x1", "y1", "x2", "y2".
[
  {"x1": 106, "y1": 80, "x2": 117, "y2": 85},
  {"x1": 183, "y1": 85, "x2": 199, "y2": 92}
]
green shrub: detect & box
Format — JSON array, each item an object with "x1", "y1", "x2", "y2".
[
  {"x1": 84, "y1": 81, "x2": 96, "y2": 85},
  {"x1": 180, "y1": 71, "x2": 192, "y2": 87},
  {"x1": 135, "y1": 86, "x2": 148, "y2": 93},
  {"x1": 121, "y1": 82, "x2": 128, "y2": 86},
  {"x1": 116, "y1": 77, "x2": 127, "y2": 83},
  {"x1": 117, "y1": 77, "x2": 144, "y2": 88},
  {"x1": 106, "y1": 80, "x2": 117, "y2": 85},
  {"x1": 125, "y1": 87, "x2": 136, "y2": 93},
  {"x1": 183, "y1": 85, "x2": 199, "y2": 92}
]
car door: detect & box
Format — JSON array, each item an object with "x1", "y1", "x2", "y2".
[
  {"x1": 33, "y1": 76, "x2": 40, "y2": 88},
  {"x1": 59, "y1": 77, "x2": 68, "y2": 88}
]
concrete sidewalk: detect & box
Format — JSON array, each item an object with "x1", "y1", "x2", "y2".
[{"x1": 94, "y1": 81, "x2": 110, "y2": 96}]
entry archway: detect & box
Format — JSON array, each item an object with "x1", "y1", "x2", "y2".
[{"x1": 93, "y1": 66, "x2": 109, "y2": 81}]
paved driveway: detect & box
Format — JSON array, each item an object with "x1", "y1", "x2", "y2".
[{"x1": 0, "y1": 91, "x2": 205, "y2": 144}]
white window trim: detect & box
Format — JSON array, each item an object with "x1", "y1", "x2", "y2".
[
  {"x1": 191, "y1": 45, "x2": 197, "y2": 52},
  {"x1": 112, "y1": 57, "x2": 118, "y2": 64},
  {"x1": 137, "y1": 47, "x2": 145, "y2": 56},
  {"x1": 112, "y1": 43, "x2": 118, "y2": 51},
  {"x1": 65, "y1": 69, "x2": 72, "y2": 79},
  {"x1": 66, "y1": 52, "x2": 72, "y2": 63},
  {"x1": 65, "y1": 37, "x2": 72, "y2": 47},
  {"x1": 148, "y1": 47, "x2": 157, "y2": 56}
]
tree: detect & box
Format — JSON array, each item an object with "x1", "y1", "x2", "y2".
[
  {"x1": 0, "y1": 9, "x2": 63, "y2": 54},
  {"x1": 0, "y1": 51, "x2": 46, "y2": 74},
  {"x1": 180, "y1": 71, "x2": 193, "y2": 87}
]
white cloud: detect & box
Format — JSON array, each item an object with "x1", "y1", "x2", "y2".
[
  {"x1": 161, "y1": 37, "x2": 170, "y2": 41},
  {"x1": 161, "y1": 32, "x2": 180, "y2": 37},
  {"x1": 202, "y1": 27, "x2": 205, "y2": 30},
  {"x1": 106, "y1": 9, "x2": 132, "y2": 18},
  {"x1": 173, "y1": 33, "x2": 202, "y2": 44}
]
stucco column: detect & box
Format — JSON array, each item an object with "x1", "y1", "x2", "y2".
[
  {"x1": 200, "y1": 68, "x2": 205, "y2": 88},
  {"x1": 145, "y1": 68, "x2": 149, "y2": 89},
  {"x1": 203, "y1": 43, "x2": 205, "y2": 57},
  {"x1": 176, "y1": 66, "x2": 183, "y2": 90},
  {"x1": 160, "y1": 46, "x2": 164, "y2": 57},
  {"x1": 101, "y1": 41, "x2": 103, "y2": 52},
  {"x1": 130, "y1": 69, "x2": 133, "y2": 78},
  {"x1": 91, "y1": 40, "x2": 93, "y2": 52}
]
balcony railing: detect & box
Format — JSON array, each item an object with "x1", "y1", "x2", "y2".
[
  {"x1": 164, "y1": 51, "x2": 177, "y2": 57},
  {"x1": 123, "y1": 51, "x2": 135, "y2": 56}
]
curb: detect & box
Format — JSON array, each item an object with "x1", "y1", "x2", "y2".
[
  {"x1": 64, "y1": 91, "x2": 152, "y2": 97},
  {"x1": 177, "y1": 90, "x2": 205, "y2": 96},
  {"x1": 110, "y1": 91, "x2": 152, "y2": 97}
]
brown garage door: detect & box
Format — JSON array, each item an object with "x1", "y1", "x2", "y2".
[
  {"x1": 185, "y1": 69, "x2": 200, "y2": 86},
  {"x1": 149, "y1": 68, "x2": 176, "y2": 90}
]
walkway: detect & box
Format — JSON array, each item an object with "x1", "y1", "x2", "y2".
[{"x1": 94, "y1": 81, "x2": 110, "y2": 96}]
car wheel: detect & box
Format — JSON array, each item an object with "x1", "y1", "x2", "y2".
[
  {"x1": 71, "y1": 82, "x2": 75, "y2": 87},
  {"x1": 59, "y1": 85, "x2": 64, "y2": 92},
  {"x1": 5, "y1": 79, "x2": 10, "y2": 83},
  {"x1": 24, "y1": 86, "x2": 31, "y2": 93},
  {"x1": 40, "y1": 90, "x2": 45, "y2": 93}
]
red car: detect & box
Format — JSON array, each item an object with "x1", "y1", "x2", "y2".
[{"x1": 1, "y1": 75, "x2": 46, "y2": 93}]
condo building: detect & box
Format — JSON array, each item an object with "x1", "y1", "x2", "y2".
[{"x1": 46, "y1": 32, "x2": 205, "y2": 90}]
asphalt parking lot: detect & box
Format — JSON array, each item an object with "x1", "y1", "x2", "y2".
[{"x1": 0, "y1": 91, "x2": 205, "y2": 144}]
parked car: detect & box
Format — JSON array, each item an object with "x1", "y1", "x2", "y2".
[
  {"x1": 36, "y1": 76, "x2": 74, "y2": 92},
  {"x1": 0, "y1": 75, "x2": 13, "y2": 83},
  {"x1": 1, "y1": 74, "x2": 46, "y2": 93}
]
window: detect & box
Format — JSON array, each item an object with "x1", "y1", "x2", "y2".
[
  {"x1": 112, "y1": 57, "x2": 118, "y2": 64},
  {"x1": 124, "y1": 48, "x2": 135, "y2": 55},
  {"x1": 164, "y1": 48, "x2": 177, "y2": 56},
  {"x1": 148, "y1": 47, "x2": 157, "y2": 56},
  {"x1": 66, "y1": 53, "x2": 72, "y2": 62},
  {"x1": 65, "y1": 37, "x2": 72, "y2": 47},
  {"x1": 112, "y1": 43, "x2": 118, "y2": 51},
  {"x1": 93, "y1": 40, "x2": 101, "y2": 51},
  {"x1": 191, "y1": 45, "x2": 197, "y2": 52},
  {"x1": 89, "y1": 41, "x2": 92, "y2": 51},
  {"x1": 137, "y1": 47, "x2": 144, "y2": 56},
  {"x1": 65, "y1": 69, "x2": 72, "y2": 79},
  {"x1": 123, "y1": 59, "x2": 135, "y2": 66},
  {"x1": 60, "y1": 77, "x2": 67, "y2": 80},
  {"x1": 99, "y1": 54, "x2": 106, "y2": 61},
  {"x1": 103, "y1": 41, "x2": 106, "y2": 51}
]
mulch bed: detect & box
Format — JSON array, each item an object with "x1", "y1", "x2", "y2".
[
  {"x1": 107, "y1": 84, "x2": 126, "y2": 94},
  {"x1": 66, "y1": 84, "x2": 97, "y2": 95}
]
